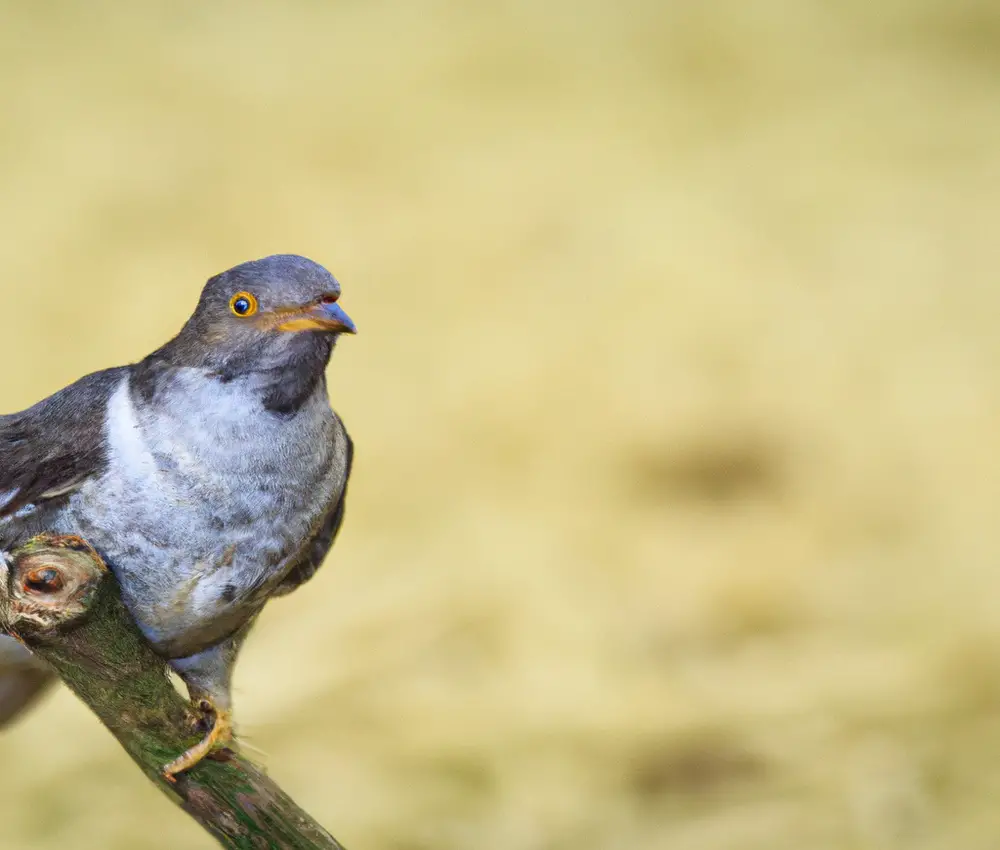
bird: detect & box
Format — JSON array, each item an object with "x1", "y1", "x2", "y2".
[
  {"x1": 0, "y1": 254, "x2": 356, "y2": 778},
  {"x1": 0, "y1": 637, "x2": 53, "y2": 726}
]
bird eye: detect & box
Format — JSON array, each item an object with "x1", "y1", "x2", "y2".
[
  {"x1": 320, "y1": 293, "x2": 339, "y2": 305},
  {"x1": 229, "y1": 291, "x2": 258, "y2": 317}
]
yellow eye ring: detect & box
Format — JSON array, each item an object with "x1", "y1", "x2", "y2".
[{"x1": 229, "y1": 291, "x2": 258, "y2": 317}]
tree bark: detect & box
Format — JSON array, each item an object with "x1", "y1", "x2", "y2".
[{"x1": 0, "y1": 534, "x2": 346, "y2": 850}]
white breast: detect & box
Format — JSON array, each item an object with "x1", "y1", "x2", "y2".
[{"x1": 66, "y1": 370, "x2": 343, "y2": 654}]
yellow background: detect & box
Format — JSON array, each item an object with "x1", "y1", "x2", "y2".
[{"x1": 0, "y1": 1, "x2": 998, "y2": 848}]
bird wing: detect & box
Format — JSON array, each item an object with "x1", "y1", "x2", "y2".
[
  {"x1": 274, "y1": 420, "x2": 354, "y2": 595},
  {"x1": 0, "y1": 368, "x2": 123, "y2": 523}
]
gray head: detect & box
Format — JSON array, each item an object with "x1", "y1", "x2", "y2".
[
  {"x1": 161, "y1": 254, "x2": 355, "y2": 364},
  {"x1": 144, "y1": 255, "x2": 356, "y2": 411}
]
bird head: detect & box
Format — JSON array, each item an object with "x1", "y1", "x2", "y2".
[
  {"x1": 163, "y1": 254, "x2": 357, "y2": 378},
  {"x1": 198, "y1": 253, "x2": 356, "y2": 337}
]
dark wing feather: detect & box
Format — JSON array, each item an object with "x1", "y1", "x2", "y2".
[
  {"x1": 275, "y1": 426, "x2": 354, "y2": 595},
  {"x1": 0, "y1": 368, "x2": 123, "y2": 525}
]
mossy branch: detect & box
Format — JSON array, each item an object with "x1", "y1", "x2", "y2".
[{"x1": 0, "y1": 534, "x2": 346, "y2": 850}]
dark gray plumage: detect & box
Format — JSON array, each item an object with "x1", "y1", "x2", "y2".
[
  {"x1": 0, "y1": 254, "x2": 356, "y2": 775},
  {"x1": 0, "y1": 639, "x2": 53, "y2": 726}
]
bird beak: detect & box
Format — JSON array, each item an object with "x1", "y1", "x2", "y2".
[{"x1": 275, "y1": 300, "x2": 357, "y2": 334}]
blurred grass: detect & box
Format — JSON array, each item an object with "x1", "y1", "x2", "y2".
[{"x1": 0, "y1": 0, "x2": 999, "y2": 847}]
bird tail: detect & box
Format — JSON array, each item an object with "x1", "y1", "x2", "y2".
[{"x1": 0, "y1": 636, "x2": 56, "y2": 726}]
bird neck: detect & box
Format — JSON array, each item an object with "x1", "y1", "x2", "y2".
[{"x1": 136, "y1": 333, "x2": 335, "y2": 416}]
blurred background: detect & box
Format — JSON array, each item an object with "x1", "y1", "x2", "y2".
[{"x1": 0, "y1": 1, "x2": 998, "y2": 847}]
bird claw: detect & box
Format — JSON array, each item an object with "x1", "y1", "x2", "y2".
[{"x1": 162, "y1": 699, "x2": 234, "y2": 781}]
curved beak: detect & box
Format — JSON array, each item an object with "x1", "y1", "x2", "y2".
[
  {"x1": 276, "y1": 300, "x2": 357, "y2": 334},
  {"x1": 315, "y1": 301, "x2": 357, "y2": 334}
]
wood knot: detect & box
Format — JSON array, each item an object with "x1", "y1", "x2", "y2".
[
  {"x1": 23, "y1": 567, "x2": 64, "y2": 594},
  {"x1": 0, "y1": 535, "x2": 109, "y2": 637}
]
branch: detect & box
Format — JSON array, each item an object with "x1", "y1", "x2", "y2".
[{"x1": 0, "y1": 534, "x2": 346, "y2": 850}]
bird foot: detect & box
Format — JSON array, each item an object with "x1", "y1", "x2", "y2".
[{"x1": 163, "y1": 699, "x2": 234, "y2": 782}]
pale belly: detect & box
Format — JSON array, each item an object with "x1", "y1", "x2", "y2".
[
  {"x1": 52, "y1": 373, "x2": 343, "y2": 659},
  {"x1": 61, "y1": 463, "x2": 333, "y2": 657}
]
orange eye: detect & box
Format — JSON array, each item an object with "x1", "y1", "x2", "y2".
[{"x1": 229, "y1": 291, "x2": 258, "y2": 317}]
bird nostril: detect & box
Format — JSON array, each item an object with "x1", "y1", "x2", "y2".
[{"x1": 319, "y1": 293, "x2": 339, "y2": 305}]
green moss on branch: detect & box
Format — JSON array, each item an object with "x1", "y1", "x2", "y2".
[{"x1": 0, "y1": 535, "x2": 345, "y2": 850}]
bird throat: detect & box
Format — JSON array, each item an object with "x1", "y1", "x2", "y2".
[{"x1": 139, "y1": 331, "x2": 334, "y2": 416}]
